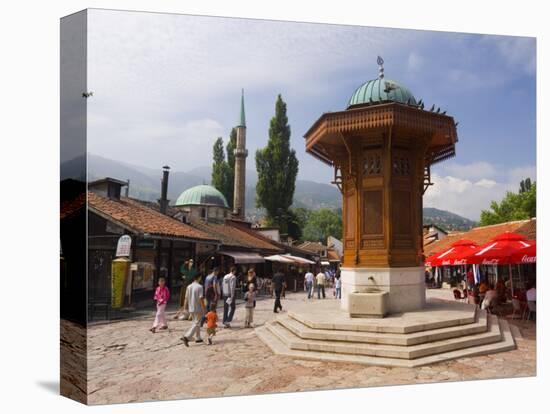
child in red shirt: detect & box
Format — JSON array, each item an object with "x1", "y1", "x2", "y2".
[{"x1": 205, "y1": 304, "x2": 218, "y2": 345}]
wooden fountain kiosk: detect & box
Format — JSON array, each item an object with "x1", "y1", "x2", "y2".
[
  {"x1": 256, "y1": 63, "x2": 514, "y2": 363},
  {"x1": 304, "y1": 57, "x2": 458, "y2": 315}
]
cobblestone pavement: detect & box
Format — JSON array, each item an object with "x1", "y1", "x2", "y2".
[{"x1": 84, "y1": 290, "x2": 536, "y2": 405}]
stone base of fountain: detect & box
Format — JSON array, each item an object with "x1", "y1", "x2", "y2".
[{"x1": 348, "y1": 290, "x2": 389, "y2": 318}]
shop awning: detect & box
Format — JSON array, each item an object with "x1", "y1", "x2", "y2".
[
  {"x1": 218, "y1": 251, "x2": 265, "y2": 264},
  {"x1": 283, "y1": 254, "x2": 316, "y2": 265},
  {"x1": 264, "y1": 254, "x2": 296, "y2": 263}
]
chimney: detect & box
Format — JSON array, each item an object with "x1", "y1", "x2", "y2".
[
  {"x1": 125, "y1": 179, "x2": 130, "y2": 197},
  {"x1": 158, "y1": 165, "x2": 170, "y2": 215}
]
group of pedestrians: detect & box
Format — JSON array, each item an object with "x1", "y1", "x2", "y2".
[
  {"x1": 150, "y1": 266, "x2": 259, "y2": 347},
  {"x1": 150, "y1": 265, "x2": 344, "y2": 347},
  {"x1": 304, "y1": 268, "x2": 342, "y2": 299}
]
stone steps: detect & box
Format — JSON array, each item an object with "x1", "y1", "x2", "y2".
[
  {"x1": 256, "y1": 318, "x2": 516, "y2": 368},
  {"x1": 267, "y1": 314, "x2": 503, "y2": 360},
  {"x1": 276, "y1": 310, "x2": 488, "y2": 346},
  {"x1": 287, "y1": 301, "x2": 477, "y2": 334}
]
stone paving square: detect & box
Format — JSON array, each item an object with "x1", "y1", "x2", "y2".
[{"x1": 73, "y1": 290, "x2": 537, "y2": 405}]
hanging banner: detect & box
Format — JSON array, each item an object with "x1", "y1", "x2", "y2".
[{"x1": 116, "y1": 235, "x2": 132, "y2": 257}]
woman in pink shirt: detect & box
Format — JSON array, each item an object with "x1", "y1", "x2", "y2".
[{"x1": 150, "y1": 277, "x2": 170, "y2": 333}]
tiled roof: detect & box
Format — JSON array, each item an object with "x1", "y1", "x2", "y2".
[
  {"x1": 187, "y1": 219, "x2": 282, "y2": 253},
  {"x1": 88, "y1": 192, "x2": 217, "y2": 242},
  {"x1": 327, "y1": 250, "x2": 341, "y2": 261},
  {"x1": 226, "y1": 220, "x2": 314, "y2": 257},
  {"x1": 424, "y1": 218, "x2": 536, "y2": 256},
  {"x1": 60, "y1": 193, "x2": 86, "y2": 220},
  {"x1": 515, "y1": 219, "x2": 536, "y2": 240},
  {"x1": 128, "y1": 198, "x2": 180, "y2": 217},
  {"x1": 297, "y1": 241, "x2": 328, "y2": 253}
]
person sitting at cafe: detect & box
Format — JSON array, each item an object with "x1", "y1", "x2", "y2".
[
  {"x1": 526, "y1": 283, "x2": 536, "y2": 302},
  {"x1": 481, "y1": 285, "x2": 498, "y2": 311},
  {"x1": 496, "y1": 278, "x2": 507, "y2": 302}
]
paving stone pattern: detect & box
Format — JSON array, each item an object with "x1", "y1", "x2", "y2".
[{"x1": 80, "y1": 290, "x2": 535, "y2": 405}]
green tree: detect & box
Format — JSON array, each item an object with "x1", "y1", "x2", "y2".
[
  {"x1": 302, "y1": 209, "x2": 343, "y2": 243},
  {"x1": 479, "y1": 179, "x2": 536, "y2": 225},
  {"x1": 211, "y1": 137, "x2": 225, "y2": 188},
  {"x1": 255, "y1": 94, "x2": 299, "y2": 232},
  {"x1": 286, "y1": 208, "x2": 311, "y2": 241},
  {"x1": 519, "y1": 178, "x2": 532, "y2": 193},
  {"x1": 211, "y1": 136, "x2": 233, "y2": 208}
]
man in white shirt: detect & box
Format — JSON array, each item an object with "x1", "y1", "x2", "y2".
[
  {"x1": 304, "y1": 269, "x2": 314, "y2": 299},
  {"x1": 222, "y1": 267, "x2": 237, "y2": 327},
  {"x1": 316, "y1": 270, "x2": 326, "y2": 299},
  {"x1": 181, "y1": 273, "x2": 205, "y2": 347}
]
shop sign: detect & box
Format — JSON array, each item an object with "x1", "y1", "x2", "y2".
[{"x1": 116, "y1": 235, "x2": 132, "y2": 257}]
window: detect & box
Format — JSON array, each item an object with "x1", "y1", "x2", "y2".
[
  {"x1": 363, "y1": 150, "x2": 382, "y2": 176},
  {"x1": 392, "y1": 155, "x2": 411, "y2": 176}
]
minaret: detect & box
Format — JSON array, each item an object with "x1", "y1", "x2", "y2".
[{"x1": 233, "y1": 89, "x2": 248, "y2": 219}]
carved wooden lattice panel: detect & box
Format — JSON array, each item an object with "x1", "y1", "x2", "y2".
[
  {"x1": 363, "y1": 150, "x2": 382, "y2": 176},
  {"x1": 363, "y1": 190, "x2": 383, "y2": 235},
  {"x1": 392, "y1": 154, "x2": 411, "y2": 176}
]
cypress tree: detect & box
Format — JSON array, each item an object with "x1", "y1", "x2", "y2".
[
  {"x1": 211, "y1": 137, "x2": 228, "y2": 200},
  {"x1": 255, "y1": 94, "x2": 299, "y2": 231}
]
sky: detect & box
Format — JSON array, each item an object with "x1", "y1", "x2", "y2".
[{"x1": 87, "y1": 9, "x2": 536, "y2": 221}]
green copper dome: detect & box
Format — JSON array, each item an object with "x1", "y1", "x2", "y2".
[
  {"x1": 347, "y1": 78, "x2": 417, "y2": 108},
  {"x1": 175, "y1": 185, "x2": 229, "y2": 208}
]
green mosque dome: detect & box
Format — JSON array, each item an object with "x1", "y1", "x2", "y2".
[
  {"x1": 347, "y1": 78, "x2": 417, "y2": 108},
  {"x1": 175, "y1": 185, "x2": 229, "y2": 208}
]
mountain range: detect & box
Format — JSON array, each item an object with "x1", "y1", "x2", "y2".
[{"x1": 72, "y1": 154, "x2": 476, "y2": 231}]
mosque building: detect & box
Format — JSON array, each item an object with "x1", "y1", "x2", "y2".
[{"x1": 174, "y1": 90, "x2": 247, "y2": 223}]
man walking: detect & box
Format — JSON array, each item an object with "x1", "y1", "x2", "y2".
[
  {"x1": 174, "y1": 259, "x2": 197, "y2": 320},
  {"x1": 272, "y1": 266, "x2": 286, "y2": 313},
  {"x1": 222, "y1": 267, "x2": 237, "y2": 328},
  {"x1": 304, "y1": 269, "x2": 314, "y2": 299},
  {"x1": 181, "y1": 273, "x2": 205, "y2": 347},
  {"x1": 201, "y1": 267, "x2": 220, "y2": 327},
  {"x1": 316, "y1": 269, "x2": 326, "y2": 299}
]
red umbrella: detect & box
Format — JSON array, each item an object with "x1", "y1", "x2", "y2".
[
  {"x1": 425, "y1": 239, "x2": 478, "y2": 267},
  {"x1": 464, "y1": 232, "x2": 532, "y2": 265},
  {"x1": 510, "y1": 240, "x2": 536, "y2": 264}
]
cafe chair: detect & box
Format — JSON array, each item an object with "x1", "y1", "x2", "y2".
[
  {"x1": 511, "y1": 298, "x2": 525, "y2": 319},
  {"x1": 524, "y1": 301, "x2": 536, "y2": 321}
]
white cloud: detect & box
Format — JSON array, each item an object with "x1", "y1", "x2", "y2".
[
  {"x1": 407, "y1": 52, "x2": 424, "y2": 72},
  {"x1": 424, "y1": 162, "x2": 536, "y2": 221},
  {"x1": 474, "y1": 179, "x2": 497, "y2": 189},
  {"x1": 88, "y1": 117, "x2": 224, "y2": 170},
  {"x1": 443, "y1": 161, "x2": 497, "y2": 181},
  {"x1": 492, "y1": 36, "x2": 536, "y2": 76}
]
